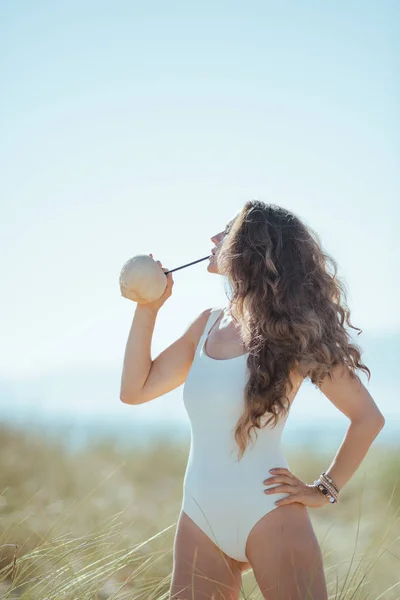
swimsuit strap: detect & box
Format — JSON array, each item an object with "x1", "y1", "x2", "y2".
[
  {"x1": 205, "y1": 307, "x2": 225, "y2": 339},
  {"x1": 197, "y1": 308, "x2": 224, "y2": 351}
]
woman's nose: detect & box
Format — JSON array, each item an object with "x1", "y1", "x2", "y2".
[{"x1": 211, "y1": 232, "x2": 223, "y2": 244}]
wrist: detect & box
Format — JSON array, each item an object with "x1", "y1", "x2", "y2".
[
  {"x1": 320, "y1": 489, "x2": 332, "y2": 505},
  {"x1": 135, "y1": 304, "x2": 159, "y2": 316},
  {"x1": 308, "y1": 483, "x2": 331, "y2": 505},
  {"x1": 313, "y1": 478, "x2": 339, "y2": 504}
]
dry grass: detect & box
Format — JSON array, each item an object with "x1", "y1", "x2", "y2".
[{"x1": 0, "y1": 423, "x2": 399, "y2": 599}]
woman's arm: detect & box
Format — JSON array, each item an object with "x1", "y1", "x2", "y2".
[
  {"x1": 316, "y1": 364, "x2": 385, "y2": 491},
  {"x1": 120, "y1": 304, "x2": 159, "y2": 403},
  {"x1": 119, "y1": 305, "x2": 211, "y2": 405},
  {"x1": 264, "y1": 364, "x2": 385, "y2": 508}
]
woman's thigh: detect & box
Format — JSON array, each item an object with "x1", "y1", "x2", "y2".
[
  {"x1": 170, "y1": 510, "x2": 244, "y2": 600},
  {"x1": 245, "y1": 503, "x2": 328, "y2": 600}
]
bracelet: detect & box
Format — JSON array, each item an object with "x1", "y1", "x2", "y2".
[
  {"x1": 313, "y1": 479, "x2": 337, "y2": 503},
  {"x1": 320, "y1": 477, "x2": 339, "y2": 502},
  {"x1": 321, "y1": 471, "x2": 340, "y2": 494},
  {"x1": 320, "y1": 473, "x2": 340, "y2": 500},
  {"x1": 313, "y1": 478, "x2": 339, "y2": 504}
]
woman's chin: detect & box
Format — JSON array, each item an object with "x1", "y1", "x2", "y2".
[{"x1": 207, "y1": 257, "x2": 219, "y2": 274}]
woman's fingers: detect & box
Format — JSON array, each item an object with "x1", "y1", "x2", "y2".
[
  {"x1": 264, "y1": 484, "x2": 297, "y2": 495},
  {"x1": 263, "y1": 474, "x2": 294, "y2": 486},
  {"x1": 149, "y1": 254, "x2": 173, "y2": 291},
  {"x1": 149, "y1": 253, "x2": 163, "y2": 268}
]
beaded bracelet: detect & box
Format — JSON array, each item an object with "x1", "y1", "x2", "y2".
[
  {"x1": 313, "y1": 478, "x2": 339, "y2": 504},
  {"x1": 321, "y1": 471, "x2": 340, "y2": 494},
  {"x1": 320, "y1": 475, "x2": 340, "y2": 502}
]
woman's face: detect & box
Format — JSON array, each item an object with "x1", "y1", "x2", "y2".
[{"x1": 207, "y1": 217, "x2": 236, "y2": 275}]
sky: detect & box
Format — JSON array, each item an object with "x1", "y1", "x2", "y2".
[{"x1": 0, "y1": 1, "x2": 399, "y2": 433}]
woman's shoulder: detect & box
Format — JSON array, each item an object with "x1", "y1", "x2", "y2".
[{"x1": 187, "y1": 307, "x2": 220, "y2": 338}]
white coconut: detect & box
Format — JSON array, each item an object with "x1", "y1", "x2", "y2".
[{"x1": 119, "y1": 254, "x2": 167, "y2": 303}]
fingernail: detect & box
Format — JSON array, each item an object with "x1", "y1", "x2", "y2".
[{"x1": 269, "y1": 469, "x2": 276, "y2": 473}]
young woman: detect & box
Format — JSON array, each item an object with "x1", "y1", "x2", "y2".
[{"x1": 120, "y1": 201, "x2": 385, "y2": 600}]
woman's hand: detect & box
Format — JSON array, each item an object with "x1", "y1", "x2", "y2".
[
  {"x1": 140, "y1": 254, "x2": 174, "y2": 312},
  {"x1": 263, "y1": 467, "x2": 332, "y2": 508}
]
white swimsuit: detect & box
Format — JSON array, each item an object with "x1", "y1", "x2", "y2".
[{"x1": 182, "y1": 307, "x2": 291, "y2": 563}]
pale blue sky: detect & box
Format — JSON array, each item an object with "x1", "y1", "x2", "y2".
[{"x1": 0, "y1": 2, "x2": 399, "y2": 430}]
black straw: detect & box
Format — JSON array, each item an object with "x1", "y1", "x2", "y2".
[{"x1": 164, "y1": 254, "x2": 212, "y2": 275}]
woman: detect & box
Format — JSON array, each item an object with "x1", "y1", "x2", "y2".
[{"x1": 120, "y1": 201, "x2": 385, "y2": 600}]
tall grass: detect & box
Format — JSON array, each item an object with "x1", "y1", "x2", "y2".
[{"x1": 0, "y1": 423, "x2": 399, "y2": 599}]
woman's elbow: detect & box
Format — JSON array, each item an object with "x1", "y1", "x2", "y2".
[
  {"x1": 365, "y1": 411, "x2": 386, "y2": 430},
  {"x1": 120, "y1": 393, "x2": 139, "y2": 405},
  {"x1": 376, "y1": 412, "x2": 385, "y2": 429}
]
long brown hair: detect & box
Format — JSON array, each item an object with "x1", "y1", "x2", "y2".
[{"x1": 217, "y1": 201, "x2": 371, "y2": 461}]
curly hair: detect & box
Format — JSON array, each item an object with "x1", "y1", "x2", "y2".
[{"x1": 216, "y1": 201, "x2": 371, "y2": 461}]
